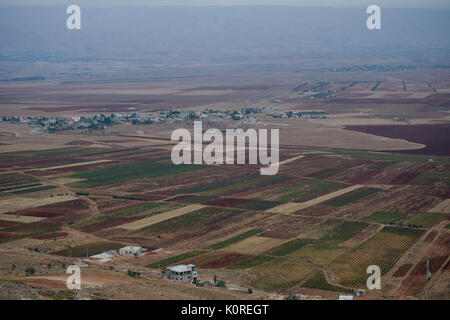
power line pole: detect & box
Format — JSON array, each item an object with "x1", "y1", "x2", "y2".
[{"x1": 424, "y1": 257, "x2": 431, "y2": 300}]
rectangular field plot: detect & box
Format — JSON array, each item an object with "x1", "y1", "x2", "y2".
[
  {"x1": 405, "y1": 213, "x2": 446, "y2": 228},
  {"x1": 329, "y1": 227, "x2": 424, "y2": 288},
  {"x1": 208, "y1": 229, "x2": 263, "y2": 250},
  {"x1": 328, "y1": 188, "x2": 381, "y2": 207},
  {"x1": 266, "y1": 238, "x2": 313, "y2": 256},
  {"x1": 76, "y1": 201, "x2": 178, "y2": 228},
  {"x1": 316, "y1": 221, "x2": 368, "y2": 245},
  {"x1": 287, "y1": 244, "x2": 348, "y2": 265},
  {"x1": 118, "y1": 204, "x2": 205, "y2": 230},
  {"x1": 299, "y1": 219, "x2": 343, "y2": 239},
  {"x1": 133, "y1": 206, "x2": 243, "y2": 234},
  {"x1": 301, "y1": 270, "x2": 353, "y2": 293},
  {"x1": 249, "y1": 258, "x2": 316, "y2": 292},
  {"x1": 224, "y1": 236, "x2": 286, "y2": 255},
  {"x1": 11, "y1": 185, "x2": 57, "y2": 194},
  {"x1": 178, "y1": 174, "x2": 293, "y2": 197},
  {"x1": 183, "y1": 251, "x2": 253, "y2": 269},
  {"x1": 146, "y1": 250, "x2": 206, "y2": 269},
  {"x1": 236, "y1": 200, "x2": 283, "y2": 211},
  {"x1": 229, "y1": 255, "x2": 276, "y2": 269},
  {"x1": 261, "y1": 178, "x2": 345, "y2": 203},
  {"x1": 68, "y1": 159, "x2": 207, "y2": 188},
  {"x1": 268, "y1": 185, "x2": 363, "y2": 214},
  {"x1": 361, "y1": 211, "x2": 406, "y2": 224}
]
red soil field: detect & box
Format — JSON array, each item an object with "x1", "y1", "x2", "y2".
[
  {"x1": 424, "y1": 231, "x2": 438, "y2": 243},
  {"x1": 0, "y1": 220, "x2": 21, "y2": 228},
  {"x1": 0, "y1": 232, "x2": 16, "y2": 240},
  {"x1": 393, "y1": 264, "x2": 413, "y2": 278},
  {"x1": 345, "y1": 124, "x2": 450, "y2": 156},
  {"x1": 33, "y1": 232, "x2": 68, "y2": 240}
]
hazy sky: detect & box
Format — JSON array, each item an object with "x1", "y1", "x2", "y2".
[{"x1": 1, "y1": 0, "x2": 449, "y2": 9}]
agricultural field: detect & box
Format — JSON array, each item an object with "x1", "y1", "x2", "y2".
[
  {"x1": 361, "y1": 211, "x2": 406, "y2": 224},
  {"x1": 0, "y1": 74, "x2": 450, "y2": 300},
  {"x1": 329, "y1": 227, "x2": 424, "y2": 288}
]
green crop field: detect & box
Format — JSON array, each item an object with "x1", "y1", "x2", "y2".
[
  {"x1": 411, "y1": 172, "x2": 450, "y2": 186},
  {"x1": 405, "y1": 213, "x2": 446, "y2": 228},
  {"x1": 266, "y1": 238, "x2": 313, "y2": 256},
  {"x1": 11, "y1": 185, "x2": 57, "y2": 194},
  {"x1": 146, "y1": 250, "x2": 206, "y2": 269},
  {"x1": 277, "y1": 179, "x2": 344, "y2": 202},
  {"x1": 311, "y1": 168, "x2": 343, "y2": 179},
  {"x1": 361, "y1": 211, "x2": 406, "y2": 224},
  {"x1": 262, "y1": 178, "x2": 344, "y2": 203},
  {"x1": 68, "y1": 159, "x2": 207, "y2": 188},
  {"x1": 316, "y1": 221, "x2": 368, "y2": 245},
  {"x1": 228, "y1": 255, "x2": 275, "y2": 269},
  {"x1": 174, "y1": 195, "x2": 217, "y2": 204},
  {"x1": 329, "y1": 188, "x2": 381, "y2": 207},
  {"x1": 208, "y1": 229, "x2": 263, "y2": 250}
]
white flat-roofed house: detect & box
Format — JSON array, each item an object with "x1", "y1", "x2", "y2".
[
  {"x1": 118, "y1": 246, "x2": 145, "y2": 256},
  {"x1": 166, "y1": 264, "x2": 197, "y2": 283}
]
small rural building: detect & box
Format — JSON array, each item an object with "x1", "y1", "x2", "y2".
[
  {"x1": 118, "y1": 246, "x2": 146, "y2": 256},
  {"x1": 166, "y1": 264, "x2": 197, "y2": 283},
  {"x1": 90, "y1": 252, "x2": 115, "y2": 261},
  {"x1": 338, "y1": 295, "x2": 354, "y2": 300}
]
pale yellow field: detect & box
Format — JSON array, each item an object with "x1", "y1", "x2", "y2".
[
  {"x1": 267, "y1": 185, "x2": 363, "y2": 214},
  {"x1": 428, "y1": 199, "x2": 450, "y2": 214},
  {"x1": 0, "y1": 195, "x2": 76, "y2": 214},
  {"x1": 225, "y1": 236, "x2": 286, "y2": 255},
  {"x1": 0, "y1": 213, "x2": 44, "y2": 223},
  {"x1": 119, "y1": 204, "x2": 204, "y2": 230}
]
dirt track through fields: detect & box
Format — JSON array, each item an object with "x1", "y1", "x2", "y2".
[
  {"x1": 34, "y1": 160, "x2": 112, "y2": 171},
  {"x1": 118, "y1": 204, "x2": 204, "y2": 230},
  {"x1": 267, "y1": 185, "x2": 363, "y2": 214}
]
